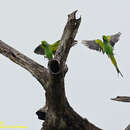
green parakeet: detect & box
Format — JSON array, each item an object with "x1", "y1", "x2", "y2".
[
  {"x1": 34, "y1": 40, "x2": 77, "y2": 60},
  {"x1": 82, "y1": 32, "x2": 123, "y2": 77}
]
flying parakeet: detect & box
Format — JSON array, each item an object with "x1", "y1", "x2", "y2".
[
  {"x1": 82, "y1": 32, "x2": 123, "y2": 77},
  {"x1": 34, "y1": 40, "x2": 77, "y2": 60}
]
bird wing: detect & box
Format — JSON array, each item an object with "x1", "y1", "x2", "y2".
[
  {"x1": 50, "y1": 40, "x2": 60, "y2": 54},
  {"x1": 95, "y1": 39, "x2": 105, "y2": 52},
  {"x1": 82, "y1": 39, "x2": 103, "y2": 52},
  {"x1": 34, "y1": 44, "x2": 45, "y2": 55},
  {"x1": 51, "y1": 40, "x2": 60, "y2": 48},
  {"x1": 51, "y1": 39, "x2": 78, "y2": 51},
  {"x1": 107, "y1": 32, "x2": 121, "y2": 47},
  {"x1": 50, "y1": 40, "x2": 78, "y2": 54}
]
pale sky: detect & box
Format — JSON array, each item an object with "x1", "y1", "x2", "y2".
[{"x1": 0, "y1": 0, "x2": 130, "y2": 130}]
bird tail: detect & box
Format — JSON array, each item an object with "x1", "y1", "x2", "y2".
[{"x1": 110, "y1": 55, "x2": 123, "y2": 77}]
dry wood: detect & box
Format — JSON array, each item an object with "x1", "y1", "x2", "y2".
[
  {"x1": 0, "y1": 10, "x2": 103, "y2": 130},
  {"x1": 111, "y1": 96, "x2": 130, "y2": 102}
]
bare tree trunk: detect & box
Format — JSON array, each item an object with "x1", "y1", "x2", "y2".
[{"x1": 0, "y1": 10, "x2": 102, "y2": 130}]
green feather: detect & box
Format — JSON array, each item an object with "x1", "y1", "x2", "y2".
[
  {"x1": 50, "y1": 40, "x2": 60, "y2": 54},
  {"x1": 41, "y1": 41, "x2": 53, "y2": 60},
  {"x1": 34, "y1": 40, "x2": 77, "y2": 60},
  {"x1": 102, "y1": 35, "x2": 123, "y2": 77},
  {"x1": 95, "y1": 39, "x2": 105, "y2": 52},
  {"x1": 82, "y1": 33, "x2": 123, "y2": 77}
]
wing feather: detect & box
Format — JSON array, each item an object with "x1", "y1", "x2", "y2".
[
  {"x1": 82, "y1": 40, "x2": 102, "y2": 52},
  {"x1": 107, "y1": 32, "x2": 121, "y2": 47},
  {"x1": 34, "y1": 44, "x2": 45, "y2": 55}
]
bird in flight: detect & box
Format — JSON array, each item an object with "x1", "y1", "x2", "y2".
[{"x1": 81, "y1": 32, "x2": 123, "y2": 77}]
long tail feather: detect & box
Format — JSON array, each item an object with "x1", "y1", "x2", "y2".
[
  {"x1": 116, "y1": 67, "x2": 123, "y2": 77},
  {"x1": 110, "y1": 55, "x2": 123, "y2": 77}
]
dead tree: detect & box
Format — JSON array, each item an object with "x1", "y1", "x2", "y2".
[
  {"x1": 125, "y1": 124, "x2": 130, "y2": 130},
  {"x1": 0, "y1": 11, "x2": 102, "y2": 130},
  {"x1": 112, "y1": 96, "x2": 130, "y2": 102},
  {"x1": 112, "y1": 96, "x2": 130, "y2": 130}
]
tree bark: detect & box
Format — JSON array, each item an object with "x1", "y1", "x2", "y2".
[
  {"x1": 0, "y1": 40, "x2": 49, "y2": 90},
  {"x1": 125, "y1": 124, "x2": 130, "y2": 130},
  {"x1": 0, "y1": 10, "x2": 102, "y2": 130},
  {"x1": 111, "y1": 96, "x2": 130, "y2": 102},
  {"x1": 111, "y1": 96, "x2": 130, "y2": 130}
]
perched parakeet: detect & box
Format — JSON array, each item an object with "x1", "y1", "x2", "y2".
[
  {"x1": 34, "y1": 40, "x2": 77, "y2": 60},
  {"x1": 82, "y1": 32, "x2": 123, "y2": 77}
]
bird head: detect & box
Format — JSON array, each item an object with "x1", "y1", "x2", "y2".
[
  {"x1": 102, "y1": 35, "x2": 108, "y2": 42},
  {"x1": 41, "y1": 41, "x2": 48, "y2": 48}
]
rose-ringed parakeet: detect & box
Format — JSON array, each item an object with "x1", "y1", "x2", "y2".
[
  {"x1": 82, "y1": 32, "x2": 123, "y2": 77},
  {"x1": 34, "y1": 40, "x2": 77, "y2": 60}
]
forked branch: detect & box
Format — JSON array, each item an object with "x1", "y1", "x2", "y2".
[
  {"x1": 0, "y1": 10, "x2": 103, "y2": 130},
  {"x1": 46, "y1": 10, "x2": 81, "y2": 114}
]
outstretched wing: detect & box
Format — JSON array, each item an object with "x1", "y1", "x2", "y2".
[
  {"x1": 50, "y1": 40, "x2": 60, "y2": 54},
  {"x1": 51, "y1": 40, "x2": 60, "y2": 48},
  {"x1": 82, "y1": 40, "x2": 102, "y2": 52},
  {"x1": 34, "y1": 44, "x2": 45, "y2": 55},
  {"x1": 107, "y1": 32, "x2": 121, "y2": 47},
  {"x1": 50, "y1": 40, "x2": 78, "y2": 54}
]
